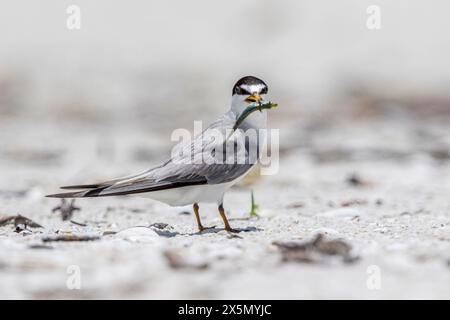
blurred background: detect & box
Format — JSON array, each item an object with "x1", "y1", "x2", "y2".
[
  {"x1": 0, "y1": 0, "x2": 449, "y2": 299},
  {"x1": 1, "y1": 0, "x2": 450, "y2": 184},
  {"x1": 1, "y1": 0, "x2": 450, "y2": 181}
]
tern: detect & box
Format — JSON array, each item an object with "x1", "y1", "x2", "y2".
[{"x1": 47, "y1": 76, "x2": 277, "y2": 232}]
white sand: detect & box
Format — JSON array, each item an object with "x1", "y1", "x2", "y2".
[{"x1": 1, "y1": 116, "x2": 449, "y2": 299}]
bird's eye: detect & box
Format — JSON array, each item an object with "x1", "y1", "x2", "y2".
[
  {"x1": 260, "y1": 86, "x2": 268, "y2": 94},
  {"x1": 234, "y1": 86, "x2": 252, "y2": 95}
]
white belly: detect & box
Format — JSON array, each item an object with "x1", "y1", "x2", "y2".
[
  {"x1": 140, "y1": 181, "x2": 232, "y2": 206},
  {"x1": 139, "y1": 167, "x2": 251, "y2": 207}
]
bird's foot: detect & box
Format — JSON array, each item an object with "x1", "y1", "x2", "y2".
[
  {"x1": 198, "y1": 225, "x2": 216, "y2": 233},
  {"x1": 225, "y1": 227, "x2": 241, "y2": 233}
]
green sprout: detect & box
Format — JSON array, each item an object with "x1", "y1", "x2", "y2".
[{"x1": 249, "y1": 190, "x2": 259, "y2": 218}]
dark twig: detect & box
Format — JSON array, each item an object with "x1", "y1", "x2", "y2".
[{"x1": 70, "y1": 220, "x2": 87, "y2": 227}]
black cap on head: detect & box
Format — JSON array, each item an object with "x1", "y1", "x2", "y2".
[{"x1": 232, "y1": 76, "x2": 268, "y2": 95}]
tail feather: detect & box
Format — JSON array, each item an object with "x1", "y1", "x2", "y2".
[
  {"x1": 59, "y1": 169, "x2": 153, "y2": 190},
  {"x1": 46, "y1": 186, "x2": 110, "y2": 198},
  {"x1": 46, "y1": 190, "x2": 89, "y2": 198},
  {"x1": 46, "y1": 169, "x2": 208, "y2": 199}
]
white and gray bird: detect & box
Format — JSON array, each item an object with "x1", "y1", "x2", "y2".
[{"x1": 47, "y1": 76, "x2": 276, "y2": 232}]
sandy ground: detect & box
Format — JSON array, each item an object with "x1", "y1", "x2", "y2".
[
  {"x1": 1, "y1": 113, "x2": 449, "y2": 300},
  {"x1": 1, "y1": 0, "x2": 450, "y2": 301}
]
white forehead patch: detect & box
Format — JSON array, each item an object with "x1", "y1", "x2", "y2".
[{"x1": 240, "y1": 84, "x2": 266, "y2": 94}]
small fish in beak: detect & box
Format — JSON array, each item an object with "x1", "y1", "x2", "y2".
[
  {"x1": 245, "y1": 92, "x2": 262, "y2": 103},
  {"x1": 232, "y1": 101, "x2": 278, "y2": 132}
]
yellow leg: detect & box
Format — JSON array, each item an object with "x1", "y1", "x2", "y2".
[
  {"x1": 218, "y1": 204, "x2": 239, "y2": 233},
  {"x1": 193, "y1": 203, "x2": 215, "y2": 232}
]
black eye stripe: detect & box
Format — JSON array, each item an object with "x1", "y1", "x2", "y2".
[
  {"x1": 234, "y1": 86, "x2": 250, "y2": 95},
  {"x1": 233, "y1": 84, "x2": 268, "y2": 95},
  {"x1": 240, "y1": 87, "x2": 250, "y2": 95}
]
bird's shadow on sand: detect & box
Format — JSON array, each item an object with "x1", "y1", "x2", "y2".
[
  {"x1": 187, "y1": 226, "x2": 263, "y2": 236},
  {"x1": 110, "y1": 225, "x2": 262, "y2": 239}
]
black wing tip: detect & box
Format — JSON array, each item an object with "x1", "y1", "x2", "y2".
[
  {"x1": 60, "y1": 184, "x2": 100, "y2": 190},
  {"x1": 46, "y1": 179, "x2": 209, "y2": 198}
]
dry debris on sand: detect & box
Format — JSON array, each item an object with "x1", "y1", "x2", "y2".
[
  {"x1": 273, "y1": 233, "x2": 359, "y2": 264},
  {"x1": 0, "y1": 214, "x2": 43, "y2": 229}
]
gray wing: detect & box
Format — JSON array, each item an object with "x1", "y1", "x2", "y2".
[{"x1": 47, "y1": 111, "x2": 254, "y2": 198}]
